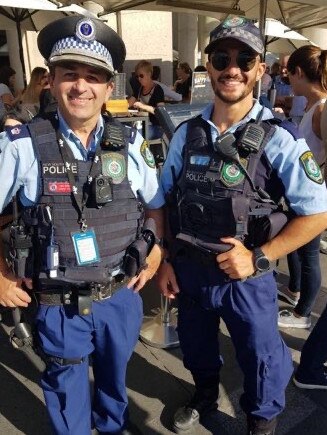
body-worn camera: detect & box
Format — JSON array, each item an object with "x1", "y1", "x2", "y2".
[{"x1": 94, "y1": 175, "x2": 113, "y2": 205}]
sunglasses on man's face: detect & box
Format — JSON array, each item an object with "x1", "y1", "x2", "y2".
[
  {"x1": 210, "y1": 51, "x2": 258, "y2": 72},
  {"x1": 136, "y1": 73, "x2": 145, "y2": 79}
]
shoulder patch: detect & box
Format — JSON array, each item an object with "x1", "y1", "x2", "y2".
[
  {"x1": 5, "y1": 124, "x2": 30, "y2": 141},
  {"x1": 300, "y1": 151, "x2": 323, "y2": 184},
  {"x1": 140, "y1": 140, "x2": 156, "y2": 168}
]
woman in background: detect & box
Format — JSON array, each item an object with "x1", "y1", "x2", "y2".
[
  {"x1": 20, "y1": 67, "x2": 48, "y2": 120},
  {"x1": 278, "y1": 45, "x2": 327, "y2": 330},
  {"x1": 0, "y1": 65, "x2": 22, "y2": 109},
  {"x1": 173, "y1": 62, "x2": 192, "y2": 102},
  {"x1": 128, "y1": 60, "x2": 164, "y2": 140}
]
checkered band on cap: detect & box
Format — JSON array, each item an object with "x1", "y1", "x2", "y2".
[
  {"x1": 49, "y1": 36, "x2": 114, "y2": 70},
  {"x1": 205, "y1": 17, "x2": 264, "y2": 55},
  {"x1": 214, "y1": 27, "x2": 264, "y2": 53}
]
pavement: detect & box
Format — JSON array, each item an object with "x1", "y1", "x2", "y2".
[{"x1": 1, "y1": 253, "x2": 327, "y2": 435}]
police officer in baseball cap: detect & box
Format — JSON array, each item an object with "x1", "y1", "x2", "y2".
[
  {"x1": 204, "y1": 16, "x2": 264, "y2": 56},
  {"x1": 0, "y1": 15, "x2": 165, "y2": 435},
  {"x1": 157, "y1": 15, "x2": 327, "y2": 435}
]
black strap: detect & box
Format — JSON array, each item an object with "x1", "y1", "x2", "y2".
[
  {"x1": 44, "y1": 354, "x2": 85, "y2": 366},
  {"x1": 56, "y1": 131, "x2": 101, "y2": 231}
]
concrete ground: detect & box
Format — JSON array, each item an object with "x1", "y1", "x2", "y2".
[{"x1": 1, "y1": 253, "x2": 327, "y2": 435}]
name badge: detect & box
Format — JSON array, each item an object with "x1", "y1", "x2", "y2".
[{"x1": 71, "y1": 228, "x2": 100, "y2": 266}]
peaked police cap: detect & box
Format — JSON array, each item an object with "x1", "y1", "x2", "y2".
[{"x1": 37, "y1": 16, "x2": 126, "y2": 74}]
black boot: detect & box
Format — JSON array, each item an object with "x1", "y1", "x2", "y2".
[
  {"x1": 173, "y1": 377, "x2": 219, "y2": 434},
  {"x1": 247, "y1": 416, "x2": 277, "y2": 435}
]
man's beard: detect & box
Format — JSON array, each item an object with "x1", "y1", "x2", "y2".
[{"x1": 210, "y1": 74, "x2": 255, "y2": 104}]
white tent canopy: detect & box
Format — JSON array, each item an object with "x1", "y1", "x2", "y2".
[
  {"x1": 0, "y1": 0, "x2": 96, "y2": 84},
  {"x1": 61, "y1": 0, "x2": 327, "y2": 31},
  {"x1": 264, "y1": 17, "x2": 315, "y2": 54},
  {"x1": 265, "y1": 18, "x2": 310, "y2": 41},
  {"x1": 0, "y1": 1, "x2": 97, "y2": 31}
]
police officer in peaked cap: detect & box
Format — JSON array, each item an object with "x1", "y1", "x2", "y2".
[
  {"x1": 0, "y1": 15, "x2": 165, "y2": 435},
  {"x1": 157, "y1": 16, "x2": 327, "y2": 435}
]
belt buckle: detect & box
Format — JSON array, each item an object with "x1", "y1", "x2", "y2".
[{"x1": 97, "y1": 282, "x2": 112, "y2": 300}]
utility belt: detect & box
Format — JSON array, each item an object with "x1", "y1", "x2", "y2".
[{"x1": 37, "y1": 274, "x2": 129, "y2": 315}]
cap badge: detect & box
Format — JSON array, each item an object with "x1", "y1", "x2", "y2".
[
  {"x1": 75, "y1": 18, "x2": 96, "y2": 42},
  {"x1": 222, "y1": 17, "x2": 246, "y2": 29}
]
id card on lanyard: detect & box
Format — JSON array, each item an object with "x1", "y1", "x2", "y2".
[{"x1": 71, "y1": 228, "x2": 100, "y2": 266}]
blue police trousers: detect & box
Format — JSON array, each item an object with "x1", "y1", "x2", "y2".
[
  {"x1": 174, "y1": 258, "x2": 293, "y2": 421},
  {"x1": 35, "y1": 287, "x2": 143, "y2": 435}
]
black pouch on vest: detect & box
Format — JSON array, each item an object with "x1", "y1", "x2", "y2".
[{"x1": 246, "y1": 212, "x2": 288, "y2": 248}]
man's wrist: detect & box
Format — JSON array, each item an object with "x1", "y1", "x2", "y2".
[{"x1": 252, "y1": 247, "x2": 271, "y2": 273}]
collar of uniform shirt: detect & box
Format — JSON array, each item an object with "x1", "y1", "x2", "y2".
[
  {"x1": 57, "y1": 110, "x2": 104, "y2": 161},
  {"x1": 201, "y1": 99, "x2": 273, "y2": 135}
]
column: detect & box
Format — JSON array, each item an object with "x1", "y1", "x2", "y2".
[
  {"x1": 6, "y1": 29, "x2": 25, "y2": 91},
  {"x1": 176, "y1": 13, "x2": 198, "y2": 70},
  {"x1": 198, "y1": 16, "x2": 219, "y2": 66}
]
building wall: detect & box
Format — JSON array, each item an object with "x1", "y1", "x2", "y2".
[{"x1": 119, "y1": 11, "x2": 173, "y2": 86}]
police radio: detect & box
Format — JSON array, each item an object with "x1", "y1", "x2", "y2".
[
  {"x1": 238, "y1": 123, "x2": 266, "y2": 153},
  {"x1": 94, "y1": 175, "x2": 113, "y2": 205}
]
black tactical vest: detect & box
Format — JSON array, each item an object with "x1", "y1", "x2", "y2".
[
  {"x1": 24, "y1": 115, "x2": 143, "y2": 285},
  {"x1": 167, "y1": 115, "x2": 288, "y2": 252}
]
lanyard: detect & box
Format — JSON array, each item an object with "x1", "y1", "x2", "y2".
[{"x1": 56, "y1": 130, "x2": 102, "y2": 231}]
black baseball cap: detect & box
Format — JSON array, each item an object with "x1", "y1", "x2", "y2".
[{"x1": 205, "y1": 17, "x2": 264, "y2": 55}]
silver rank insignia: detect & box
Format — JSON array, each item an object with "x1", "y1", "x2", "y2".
[
  {"x1": 300, "y1": 151, "x2": 323, "y2": 184},
  {"x1": 101, "y1": 152, "x2": 126, "y2": 184}
]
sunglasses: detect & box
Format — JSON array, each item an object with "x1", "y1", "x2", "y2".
[
  {"x1": 135, "y1": 73, "x2": 145, "y2": 79},
  {"x1": 210, "y1": 51, "x2": 258, "y2": 72}
]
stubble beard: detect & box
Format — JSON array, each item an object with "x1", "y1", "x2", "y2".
[{"x1": 210, "y1": 76, "x2": 256, "y2": 104}]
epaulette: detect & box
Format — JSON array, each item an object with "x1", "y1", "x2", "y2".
[
  {"x1": 5, "y1": 124, "x2": 30, "y2": 141},
  {"x1": 176, "y1": 114, "x2": 202, "y2": 133},
  {"x1": 267, "y1": 118, "x2": 302, "y2": 141},
  {"x1": 129, "y1": 126, "x2": 138, "y2": 145}
]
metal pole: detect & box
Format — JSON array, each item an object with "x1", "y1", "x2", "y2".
[
  {"x1": 15, "y1": 20, "x2": 27, "y2": 88},
  {"x1": 139, "y1": 294, "x2": 179, "y2": 348},
  {"x1": 256, "y1": 0, "x2": 268, "y2": 98}
]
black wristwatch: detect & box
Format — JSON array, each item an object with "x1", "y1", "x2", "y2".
[{"x1": 253, "y1": 247, "x2": 271, "y2": 272}]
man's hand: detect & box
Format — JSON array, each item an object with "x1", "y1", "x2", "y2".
[
  {"x1": 0, "y1": 271, "x2": 32, "y2": 307},
  {"x1": 217, "y1": 237, "x2": 255, "y2": 280},
  {"x1": 156, "y1": 261, "x2": 180, "y2": 299},
  {"x1": 127, "y1": 244, "x2": 162, "y2": 293}
]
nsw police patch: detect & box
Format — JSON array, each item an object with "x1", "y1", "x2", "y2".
[
  {"x1": 101, "y1": 152, "x2": 126, "y2": 184},
  {"x1": 222, "y1": 16, "x2": 246, "y2": 28},
  {"x1": 221, "y1": 158, "x2": 247, "y2": 187},
  {"x1": 140, "y1": 140, "x2": 156, "y2": 168},
  {"x1": 300, "y1": 151, "x2": 323, "y2": 184}
]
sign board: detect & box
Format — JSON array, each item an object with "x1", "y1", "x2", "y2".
[
  {"x1": 111, "y1": 73, "x2": 126, "y2": 99},
  {"x1": 190, "y1": 72, "x2": 214, "y2": 104}
]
